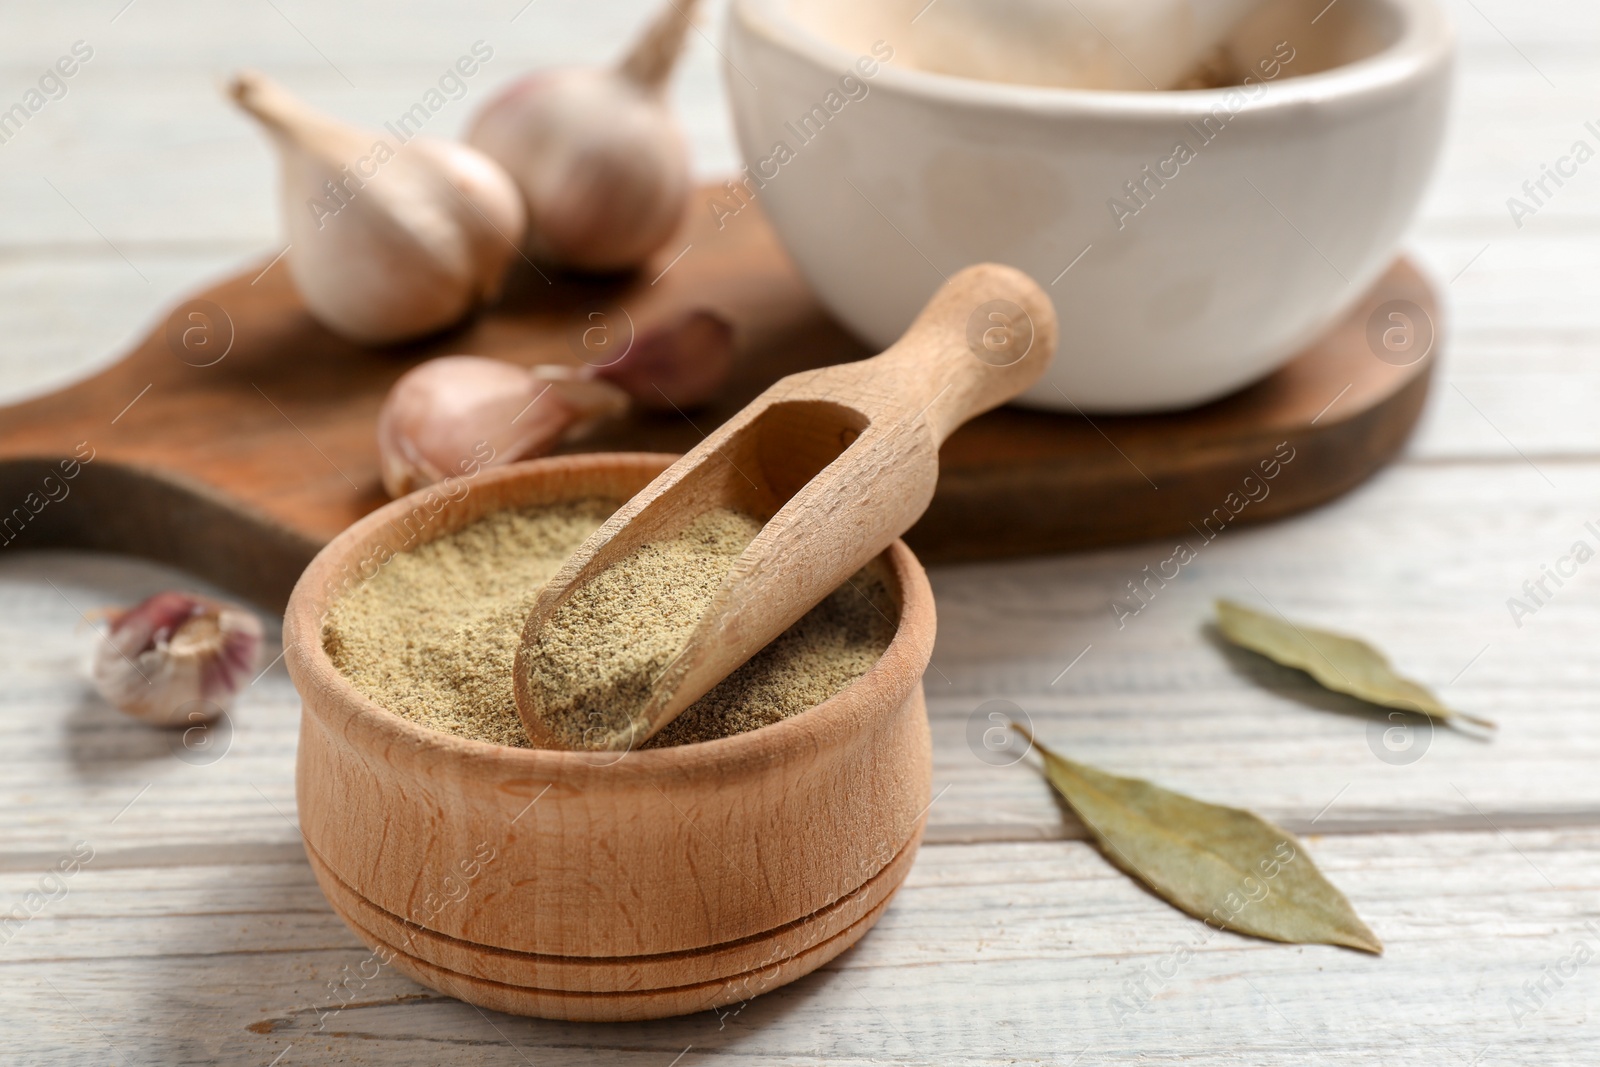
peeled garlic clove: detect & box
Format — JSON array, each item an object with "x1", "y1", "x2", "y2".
[
  {"x1": 91, "y1": 592, "x2": 264, "y2": 727},
  {"x1": 594, "y1": 310, "x2": 734, "y2": 410},
  {"x1": 377, "y1": 356, "x2": 629, "y2": 497},
  {"x1": 229, "y1": 70, "x2": 526, "y2": 345},
  {"x1": 466, "y1": 0, "x2": 696, "y2": 271}
]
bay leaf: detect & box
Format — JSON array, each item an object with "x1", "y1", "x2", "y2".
[
  {"x1": 1017, "y1": 726, "x2": 1382, "y2": 954},
  {"x1": 1215, "y1": 598, "x2": 1495, "y2": 732}
]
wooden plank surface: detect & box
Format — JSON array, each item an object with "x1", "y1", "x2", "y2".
[
  {"x1": 4, "y1": 0, "x2": 1600, "y2": 1063},
  {"x1": 6, "y1": 830, "x2": 1599, "y2": 1066}
]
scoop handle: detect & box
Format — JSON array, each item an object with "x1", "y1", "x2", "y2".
[{"x1": 854, "y1": 264, "x2": 1057, "y2": 441}]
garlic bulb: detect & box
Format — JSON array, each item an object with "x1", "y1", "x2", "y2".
[
  {"x1": 377, "y1": 356, "x2": 630, "y2": 498},
  {"x1": 465, "y1": 0, "x2": 697, "y2": 271},
  {"x1": 92, "y1": 592, "x2": 264, "y2": 726},
  {"x1": 230, "y1": 70, "x2": 526, "y2": 345}
]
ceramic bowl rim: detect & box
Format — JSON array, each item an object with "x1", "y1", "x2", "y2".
[{"x1": 729, "y1": 0, "x2": 1454, "y2": 120}]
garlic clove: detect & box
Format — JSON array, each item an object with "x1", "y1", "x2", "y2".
[
  {"x1": 594, "y1": 310, "x2": 734, "y2": 410},
  {"x1": 531, "y1": 364, "x2": 636, "y2": 439},
  {"x1": 91, "y1": 592, "x2": 264, "y2": 727},
  {"x1": 229, "y1": 71, "x2": 526, "y2": 345},
  {"x1": 376, "y1": 309, "x2": 736, "y2": 498},
  {"x1": 405, "y1": 137, "x2": 527, "y2": 304},
  {"x1": 465, "y1": 0, "x2": 697, "y2": 272},
  {"x1": 377, "y1": 355, "x2": 629, "y2": 497}
]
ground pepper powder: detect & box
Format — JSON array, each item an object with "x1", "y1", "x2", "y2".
[{"x1": 322, "y1": 500, "x2": 896, "y2": 749}]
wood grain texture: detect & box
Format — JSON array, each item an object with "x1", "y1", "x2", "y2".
[
  {"x1": 306, "y1": 825, "x2": 921, "y2": 995},
  {"x1": 283, "y1": 455, "x2": 935, "y2": 1017},
  {"x1": 7, "y1": 829, "x2": 1600, "y2": 1065},
  {"x1": 0, "y1": 187, "x2": 1433, "y2": 612}
]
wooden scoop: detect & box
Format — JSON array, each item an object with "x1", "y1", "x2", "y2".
[{"x1": 513, "y1": 263, "x2": 1057, "y2": 750}]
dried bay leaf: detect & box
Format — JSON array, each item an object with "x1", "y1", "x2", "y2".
[
  {"x1": 1016, "y1": 725, "x2": 1382, "y2": 954},
  {"x1": 1215, "y1": 598, "x2": 1495, "y2": 732}
]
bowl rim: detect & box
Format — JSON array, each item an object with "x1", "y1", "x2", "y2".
[
  {"x1": 728, "y1": 0, "x2": 1454, "y2": 119},
  {"x1": 284, "y1": 452, "x2": 937, "y2": 784}
]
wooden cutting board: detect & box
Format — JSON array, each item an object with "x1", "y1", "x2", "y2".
[{"x1": 0, "y1": 184, "x2": 1434, "y2": 611}]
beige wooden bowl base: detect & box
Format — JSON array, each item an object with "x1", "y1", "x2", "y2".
[
  {"x1": 306, "y1": 814, "x2": 924, "y2": 1022},
  {"x1": 300, "y1": 734, "x2": 925, "y2": 994},
  {"x1": 336, "y1": 887, "x2": 901, "y2": 1022}
]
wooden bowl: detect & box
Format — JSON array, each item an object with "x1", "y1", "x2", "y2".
[{"x1": 282, "y1": 453, "x2": 935, "y2": 1021}]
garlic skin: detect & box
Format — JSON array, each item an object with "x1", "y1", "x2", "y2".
[
  {"x1": 594, "y1": 309, "x2": 733, "y2": 410},
  {"x1": 466, "y1": 0, "x2": 697, "y2": 271},
  {"x1": 92, "y1": 593, "x2": 264, "y2": 727},
  {"x1": 377, "y1": 356, "x2": 630, "y2": 498},
  {"x1": 230, "y1": 70, "x2": 526, "y2": 345}
]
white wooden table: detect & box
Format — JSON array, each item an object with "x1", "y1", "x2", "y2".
[{"x1": 4, "y1": 1, "x2": 1599, "y2": 1063}]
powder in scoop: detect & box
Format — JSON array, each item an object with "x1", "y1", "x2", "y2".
[
  {"x1": 322, "y1": 501, "x2": 896, "y2": 749},
  {"x1": 521, "y1": 507, "x2": 763, "y2": 750}
]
